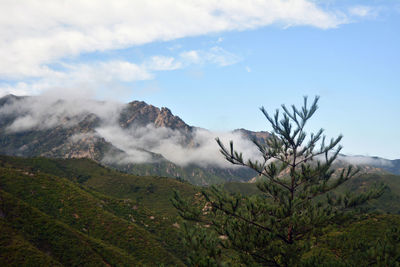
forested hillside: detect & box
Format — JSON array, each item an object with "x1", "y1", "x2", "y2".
[{"x1": 0, "y1": 155, "x2": 399, "y2": 265}]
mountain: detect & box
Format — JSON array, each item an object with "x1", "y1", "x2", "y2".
[
  {"x1": 0, "y1": 94, "x2": 261, "y2": 185},
  {"x1": 0, "y1": 94, "x2": 398, "y2": 186},
  {"x1": 336, "y1": 154, "x2": 400, "y2": 175},
  {"x1": 119, "y1": 100, "x2": 192, "y2": 133},
  {"x1": 233, "y1": 128, "x2": 270, "y2": 145}
]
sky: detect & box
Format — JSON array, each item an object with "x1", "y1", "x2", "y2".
[{"x1": 0, "y1": 0, "x2": 399, "y2": 159}]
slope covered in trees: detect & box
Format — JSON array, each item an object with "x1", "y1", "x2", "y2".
[
  {"x1": 0, "y1": 155, "x2": 399, "y2": 265},
  {"x1": 0, "y1": 155, "x2": 199, "y2": 266}
]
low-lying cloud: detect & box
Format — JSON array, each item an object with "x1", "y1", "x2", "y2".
[
  {"x1": 3, "y1": 94, "x2": 393, "y2": 169},
  {"x1": 1, "y1": 92, "x2": 123, "y2": 132},
  {"x1": 97, "y1": 124, "x2": 259, "y2": 167},
  {"x1": 337, "y1": 154, "x2": 394, "y2": 168},
  {"x1": 0, "y1": 94, "x2": 260, "y2": 168}
]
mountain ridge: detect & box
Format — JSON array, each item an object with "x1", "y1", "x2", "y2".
[
  {"x1": 0, "y1": 94, "x2": 399, "y2": 185},
  {"x1": 0, "y1": 95, "x2": 261, "y2": 184}
]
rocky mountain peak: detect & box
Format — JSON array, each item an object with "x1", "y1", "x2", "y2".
[
  {"x1": 120, "y1": 100, "x2": 192, "y2": 132},
  {"x1": 160, "y1": 107, "x2": 172, "y2": 113}
]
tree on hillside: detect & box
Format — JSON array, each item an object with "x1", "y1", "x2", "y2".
[{"x1": 172, "y1": 96, "x2": 385, "y2": 266}]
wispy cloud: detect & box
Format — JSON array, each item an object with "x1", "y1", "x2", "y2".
[
  {"x1": 0, "y1": 46, "x2": 241, "y2": 97},
  {"x1": 0, "y1": 60, "x2": 153, "y2": 97},
  {"x1": 348, "y1": 6, "x2": 375, "y2": 18},
  {"x1": 145, "y1": 56, "x2": 182, "y2": 71},
  {"x1": 180, "y1": 46, "x2": 241, "y2": 67}
]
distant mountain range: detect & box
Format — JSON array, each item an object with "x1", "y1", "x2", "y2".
[
  {"x1": 0, "y1": 94, "x2": 398, "y2": 185},
  {"x1": 335, "y1": 154, "x2": 400, "y2": 176}
]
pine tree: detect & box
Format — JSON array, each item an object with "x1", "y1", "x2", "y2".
[{"x1": 173, "y1": 96, "x2": 385, "y2": 266}]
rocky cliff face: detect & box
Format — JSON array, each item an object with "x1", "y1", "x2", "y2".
[{"x1": 119, "y1": 101, "x2": 192, "y2": 132}]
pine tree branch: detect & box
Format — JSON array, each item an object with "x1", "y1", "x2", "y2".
[{"x1": 209, "y1": 201, "x2": 290, "y2": 244}]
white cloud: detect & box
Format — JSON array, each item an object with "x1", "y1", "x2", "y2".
[
  {"x1": 68, "y1": 61, "x2": 153, "y2": 82},
  {"x1": 0, "y1": 0, "x2": 346, "y2": 80},
  {"x1": 145, "y1": 56, "x2": 182, "y2": 71},
  {"x1": 0, "y1": 82, "x2": 44, "y2": 97},
  {"x1": 180, "y1": 51, "x2": 202, "y2": 64},
  {"x1": 1, "y1": 94, "x2": 122, "y2": 132},
  {"x1": 337, "y1": 155, "x2": 393, "y2": 167},
  {"x1": 0, "y1": 46, "x2": 242, "y2": 97},
  {"x1": 207, "y1": 47, "x2": 241, "y2": 66},
  {"x1": 180, "y1": 46, "x2": 241, "y2": 67},
  {"x1": 71, "y1": 122, "x2": 262, "y2": 168},
  {"x1": 245, "y1": 66, "x2": 252, "y2": 73},
  {"x1": 348, "y1": 6, "x2": 374, "y2": 17},
  {"x1": 0, "y1": 60, "x2": 153, "y2": 97}
]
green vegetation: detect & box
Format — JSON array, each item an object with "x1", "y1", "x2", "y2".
[
  {"x1": 0, "y1": 155, "x2": 198, "y2": 266},
  {"x1": 0, "y1": 155, "x2": 198, "y2": 215},
  {"x1": 338, "y1": 173, "x2": 400, "y2": 214},
  {"x1": 0, "y1": 190, "x2": 140, "y2": 266},
  {"x1": 309, "y1": 214, "x2": 400, "y2": 266},
  {"x1": 222, "y1": 182, "x2": 262, "y2": 196},
  {"x1": 0, "y1": 220, "x2": 63, "y2": 267},
  {"x1": 173, "y1": 97, "x2": 397, "y2": 266},
  {"x1": 0, "y1": 153, "x2": 399, "y2": 266}
]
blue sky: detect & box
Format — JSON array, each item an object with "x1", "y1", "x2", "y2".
[{"x1": 0, "y1": 0, "x2": 399, "y2": 159}]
